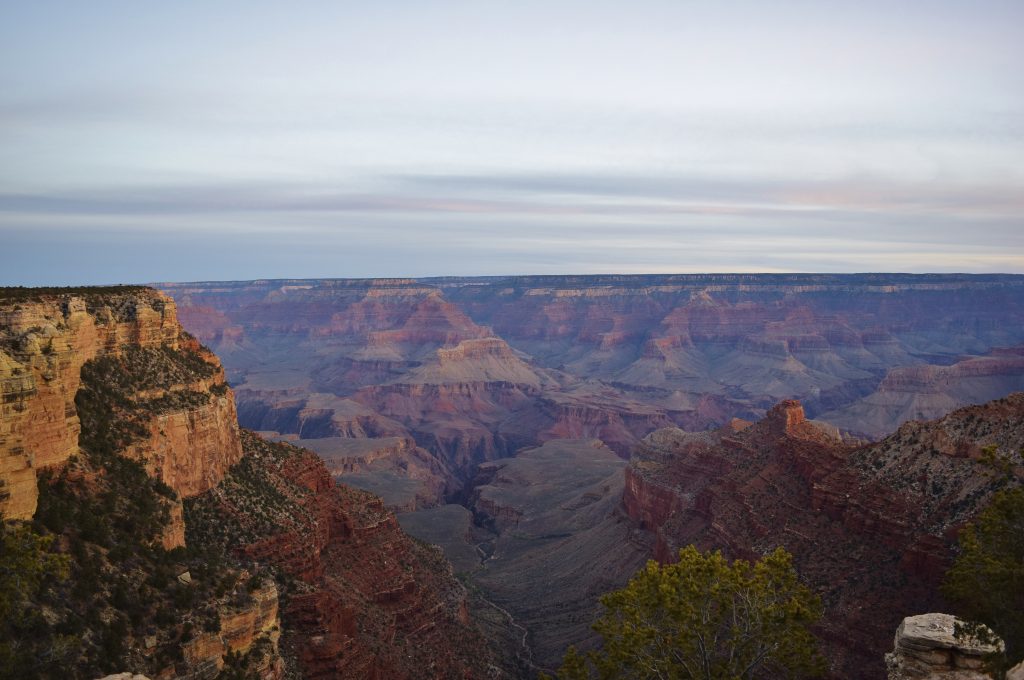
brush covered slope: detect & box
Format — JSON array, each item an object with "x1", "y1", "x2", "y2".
[
  {"x1": 623, "y1": 395, "x2": 1024, "y2": 679},
  {"x1": 186, "y1": 430, "x2": 500, "y2": 679}
]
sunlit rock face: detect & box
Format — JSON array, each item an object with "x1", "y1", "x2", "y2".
[{"x1": 0, "y1": 288, "x2": 242, "y2": 522}]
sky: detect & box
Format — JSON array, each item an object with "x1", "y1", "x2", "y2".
[{"x1": 2, "y1": 1, "x2": 1023, "y2": 285}]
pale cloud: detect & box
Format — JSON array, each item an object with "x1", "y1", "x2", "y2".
[{"x1": 0, "y1": 0, "x2": 1022, "y2": 283}]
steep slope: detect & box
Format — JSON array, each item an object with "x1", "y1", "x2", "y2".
[
  {"x1": 0, "y1": 287, "x2": 502, "y2": 680},
  {"x1": 623, "y1": 395, "x2": 1024, "y2": 679},
  {"x1": 400, "y1": 439, "x2": 652, "y2": 672},
  {"x1": 265, "y1": 434, "x2": 450, "y2": 511},
  {"x1": 823, "y1": 347, "x2": 1024, "y2": 436}
]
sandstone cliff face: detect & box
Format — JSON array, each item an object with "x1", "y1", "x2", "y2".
[
  {"x1": 1, "y1": 288, "x2": 283, "y2": 679},
  {"x1": 623, "y1": 396, "x2": 1023, "y2": 679},
  {"x1": 180, "y1": 577, "x2": 284, "y2": 680},
  {"x1": 0, "y1": 289, "x2": 242, "y2": 521}
]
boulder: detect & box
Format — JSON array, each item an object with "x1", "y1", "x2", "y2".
[{"x1": 886, "y1": 613, "x2": 1003, "y2": 679}]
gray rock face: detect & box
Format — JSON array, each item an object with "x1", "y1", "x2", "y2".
[{"x1": 886, "y1": 613, "x2": 1003, "y2": 679}]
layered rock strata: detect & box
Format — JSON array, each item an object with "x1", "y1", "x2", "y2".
[
  {"x1": 157, "y1": 275, "x2": 1024, "y2": 531},
  {"x1": 186, "y1": 430, "x2": 497, "y2": 679}
]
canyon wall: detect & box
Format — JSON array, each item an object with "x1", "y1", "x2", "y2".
[
  {"x1": 160, "y1": 274, "x2": 1024, "y2": 493},
  {"x1": 186, "y1": 431, "x2": 498, "y2": 679},
  {"x1": 0, "y1": 287, "x2": 281, "y2": 678},
  {"x1": 623, "y1": 394, "x2": 1024, "y2": 679}
]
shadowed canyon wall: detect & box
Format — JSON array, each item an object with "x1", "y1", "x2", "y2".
[{"x1": 623, "y1": 396, "x2": 1024, "y2": 678}]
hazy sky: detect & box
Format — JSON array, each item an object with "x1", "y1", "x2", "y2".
[{"x1": 2, "y1": 1, "x2": 1022, "y2": 284}]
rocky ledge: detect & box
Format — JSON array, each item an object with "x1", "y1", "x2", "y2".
[{"x1": 886, "y1": 613, "x2": 1002, "y2": 680}]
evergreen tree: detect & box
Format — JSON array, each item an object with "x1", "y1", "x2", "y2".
[
  {"x1": 553, "y1": 545, "x2": 824, "y2": 680},
  {"x1": 943, "y1": 486, "x2": 1024, "y2": 671}
]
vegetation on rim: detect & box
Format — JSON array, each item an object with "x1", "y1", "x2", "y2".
[
  {"x1": 551, "y1": 546, "x2": 825, "y2": 680},
  {"x1": 942, "y1": 457, "x2": 1024, "y2": 676}
]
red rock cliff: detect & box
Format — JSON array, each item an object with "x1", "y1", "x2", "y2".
[{"x1": 187, "y1": 430, "x2": 494, "y2": 679}]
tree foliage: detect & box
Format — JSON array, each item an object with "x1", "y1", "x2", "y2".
[
  {"x1": 554, "y1": 545, "x2": 824, "y2": 680},
  {"x1": 942, "y1": 486, "x2": 1024, "y2": 669},
  {"x1": 0, "y1": 518, "x2": 71, "y2": 675}
]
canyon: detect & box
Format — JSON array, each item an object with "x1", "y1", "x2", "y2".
[
  {"x1": 156, "y1": 274, "x2": 1024, "y2": 677},
  {"x1": 163, "y1": 275, "x2": 1024, "y2": 474},
  {"x1": 2, "y1": 279, "x2": 1022, "y2": 679}
]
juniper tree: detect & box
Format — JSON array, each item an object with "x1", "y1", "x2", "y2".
[{"x1": 554, "y1": 545, "x2": 824, "y2": 680}]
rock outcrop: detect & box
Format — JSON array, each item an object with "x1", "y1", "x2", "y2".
[
  {"x1": 2, "y1": 286, "x2": 509, "y2": 679},
  {"x1": 0, "y1": 288, "x2": 242, "y2": 521},
  {"x1": 181, "y1": 577, "x2": 284, "y2": 679},
  {"x1": 886, "y1": 613, "x2": 1002, "y2": 680},
  {"x1": 0, "y1": 288, "x2": 284, "y2": 678}
]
